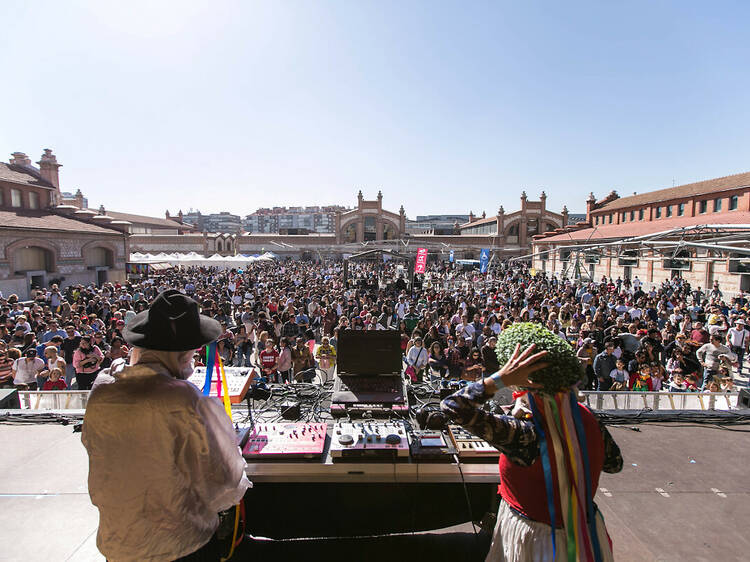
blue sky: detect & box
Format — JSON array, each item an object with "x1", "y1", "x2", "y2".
[{"x1": 1, "y1": 1, "x2": 749, "y2": 218}]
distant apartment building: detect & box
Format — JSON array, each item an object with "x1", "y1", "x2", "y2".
[
  {"x1": 179, "y1": 210, "x2": 241, "y2": 233},
  {"x1": 406, "y1": 214, "x2": 469, "y2": 235},
  {"x1": 243, "y1": 205, "x2": 348, "y2": 234},
  {"x1": 181, "y1": 210, "x2": 205, "y2": 231},
  {"x1": 203, "y1": 212, "x2": 242, "y2": 233}
]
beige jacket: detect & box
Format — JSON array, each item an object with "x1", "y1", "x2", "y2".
[{"x1": 82, "y1": 363, "x2": 250, "y2": 561}]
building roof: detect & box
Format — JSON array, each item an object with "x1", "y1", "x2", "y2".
[
  {"x1": 0, "y1": 162, "x2": 55, "y2": 189},
  {"x1": 595, "y1": 171, "x2": 750, "y2": 212},
  {"x1": 459, "y1": 216, "x2": 497, "y2": 228},
  {"x1": 105, "y1": 210, "x2": 192, "y2": 230},
  {"x1": 535, "y1": 211, "x2": 750, "y2": 243},
  {"x1": 0, "y1": 210, "x2": 124, "y2": 235}
]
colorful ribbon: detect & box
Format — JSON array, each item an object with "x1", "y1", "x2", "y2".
[
  {"x1": 217, "y1": 352, "x2": 232, "y2": 417},
  {"x1": 530, "y1": 391, "x2": 606, "y2": 562},
  {"x1": 569, "y1": 392, "x2": 604, "y2": 562},
  {"x1": 202, "y1": 342, "x2": 232, "y2": 419},
  {"x1": 203, "y1": 342, "x2": 216, "y2": 396},
  {"x1": 527, "y1": 393, "x2": 557, "y2": 560}
]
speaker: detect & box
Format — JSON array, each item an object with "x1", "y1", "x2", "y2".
[
  {"x1": 0, "y1": 389, "x2": 21, "y2": 409},
  {"x1": 738, "y1": 388, "x2": 750, "y2": 409}
]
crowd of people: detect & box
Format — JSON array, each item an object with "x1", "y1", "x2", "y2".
[{"x1": 1, "y1": 258, "x2": 748, "y2": 394}]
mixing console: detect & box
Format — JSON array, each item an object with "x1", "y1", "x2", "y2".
[
  {"x1": 329, "y1": 421, "x2": 409, "y2": 458},
  {"x1": 242, "y1": 423, "x2": 327, "y2": 459}
]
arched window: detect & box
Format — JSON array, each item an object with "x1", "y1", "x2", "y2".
[
  {"x1": 343, "y1": 222, "x2": 357, "y2": 243},
  {"x1": 383, "y1": 223, "x2": 397, "y2": 240},
  {"x1": 364, "y1": 217, "x2": 376, "y2": 241},
  {"x1": 217, "y1": 240, "x2": 223, "y2": 252},
  {"x1": 15, "y1": 246, "x2": 54, "y2": 272},
  {"x1": 506, "y1": 224, "x2": 519, "y2": 243},
  {"x1": 84, "y1": 246, "x2": 114, "y2": 267}
]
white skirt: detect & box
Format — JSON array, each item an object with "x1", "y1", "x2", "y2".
[{"x1": 486, "y1": 501, "x2": 614, "y2": 562}]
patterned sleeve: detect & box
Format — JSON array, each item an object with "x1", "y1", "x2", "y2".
[{"x1": 440, "y1": 382, "x2": 539, "y2": 467}]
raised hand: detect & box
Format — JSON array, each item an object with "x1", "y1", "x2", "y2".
[{"x1": 487, "y1": 343, "x2": 548, "y2": 390}]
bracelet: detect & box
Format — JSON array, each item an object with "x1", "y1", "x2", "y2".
[{"x1": 489, "y1": 371, "x2": 505, "y2": 390}]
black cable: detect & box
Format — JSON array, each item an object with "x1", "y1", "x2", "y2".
[
  {"x1": 595, "y1": 409, "x2": 750, "y2": 426},
  {"x1": 0, "y1": 412, "x2": 84, "y2": 425},
  {"x1": 453, "y1": 453, "x2": 480, "y2": 541}
]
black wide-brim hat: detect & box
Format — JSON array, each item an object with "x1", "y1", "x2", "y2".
[{"x1": 123, "y1": 289, "x2": 222, "y2": 351}]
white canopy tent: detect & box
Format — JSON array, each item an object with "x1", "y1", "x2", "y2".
[{"x1": 128, "y1": 252, "x2": 277, "y2": 269}]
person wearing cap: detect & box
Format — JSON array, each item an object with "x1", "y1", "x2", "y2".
[
  {"x1": 12, "y1": 348, "x2": 45, "y2": 390},
  {"x1": 726, "y1": 319, "x2": 748, "y2": 376},
  {"x1": 82, "y1": 289, "x2": 251, "y2": 561}
]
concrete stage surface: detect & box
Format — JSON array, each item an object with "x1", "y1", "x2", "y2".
[{"x1": 0, "y1": 421, "x2": 748, "y2": 561}]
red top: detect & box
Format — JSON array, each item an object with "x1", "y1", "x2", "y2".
[
  {"x1": 43, "y1": 379, "x2": 68, "y2": 390},
  {"x1": 499, "y1": 402, "x2": 604, "y2": 526},
  {"x1": 259, "y1": 349, "x2": 279, "y2": 371},
  {"x1": 629, "y1": 373, "x2": 653, "y2": 391}
]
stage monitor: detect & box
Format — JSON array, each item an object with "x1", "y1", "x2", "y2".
[{"x1": 336, "y1": 330, "x2": 402, "y2": 376}]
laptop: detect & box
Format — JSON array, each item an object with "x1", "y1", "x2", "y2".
[{"x1": 331, "y1": 330, "x2": 406, "y2": 405}]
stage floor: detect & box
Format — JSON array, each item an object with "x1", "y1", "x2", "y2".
[{"x1": 0, "y1": 421, "x2": 748, "y2": 561}]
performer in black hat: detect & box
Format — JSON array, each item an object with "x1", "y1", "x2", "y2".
[{"x1": 82, "y1": 289, "x2": 251, "y2": 561}]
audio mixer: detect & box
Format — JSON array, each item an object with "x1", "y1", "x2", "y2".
[
  {"x1": 329, "y1": 421, "x2": 409, "y2": 459},
  {"x1": 242, "y1": 423, "x2": 327, "y2": 460},
  {"x1": 447, "y1": 425, "x2": 500, "y2": 461}
]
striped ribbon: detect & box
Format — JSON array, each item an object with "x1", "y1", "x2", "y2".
[
  {"x1": 527, "y1": 393, "x2": 557, "y2": 560},
  {"x1": 569, "y1": 392, "x2": 604, "y2": 562},
  {"x1": 216, "y1": 352, "x2": 232, "y2": 417},
  {"x1": 530, "y1": 391, "x2": 606, "y2": 562},
  {"x1": 544, "y1": 397, "x2": 575, "y2": 562},
  {"x1": 203, "y1": 342, "x2": 216, "y2": 396}
]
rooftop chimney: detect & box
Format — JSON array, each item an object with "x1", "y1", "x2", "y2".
[
  {"x1": 37, "y1": 149, "x2": 61, "y2": 189},
  {"x1": 585, "y1": 192, "x2": 597, "y2": 223},
  {"x1": 10, "y1": 152, "x2": 32, "y2": 168}
]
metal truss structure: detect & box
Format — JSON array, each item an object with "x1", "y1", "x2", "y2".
[{"x1": 518, "y1": 224, "x2": 750, "y2": 280}]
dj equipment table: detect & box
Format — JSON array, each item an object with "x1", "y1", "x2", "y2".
[
  {"x1": 243, "y1": 476, "x2": 499, "y2": 540},
  {"x1": 240, "y1": 421, "x2": 502, "y2": 539},
  {"x1": 246, "y1": 458, "x2": 500, "y2": 484}
]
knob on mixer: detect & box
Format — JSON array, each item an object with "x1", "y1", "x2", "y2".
[{"x1": 339, "y1": 434, "x2": 354, "y2": 445}]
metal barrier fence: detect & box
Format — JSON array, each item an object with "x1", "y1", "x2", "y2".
[
  {"x1": 17, "y1": 391, "x2": 90, "y2": 410},
  {"x1": 16, "y1": 390, "x2": 743, "y2": 412},
  {"x1": 579, "y1": 391, "x2": 741, "y2": 411}
]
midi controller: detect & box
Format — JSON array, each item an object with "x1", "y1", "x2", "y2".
[
  {"x1": 408, "y1": 430, "x2": 457, "y2": 461},
  {"x1": 329, "y1": 421, "x2": 409, "y2": 459},
  {"x1": 242, "y1": 423, "x2": 328, "y2": 460},
  {"x1": 188, "y1": 367, "x2": 256, "y2": 404},
  {"x1": 447, "y1": 425, "x2": 500, "y2": 461}
]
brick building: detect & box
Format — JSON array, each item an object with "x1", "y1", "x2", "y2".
[
  {"x1": 0, "y1": 150, "x2": 128, "y2": 299},
  {"x1": 531, "y1": 171, "x2": 750, "y2": 294},
  {"x1": 458, "y1": 191, "x2": 568, "y2": 255}
]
